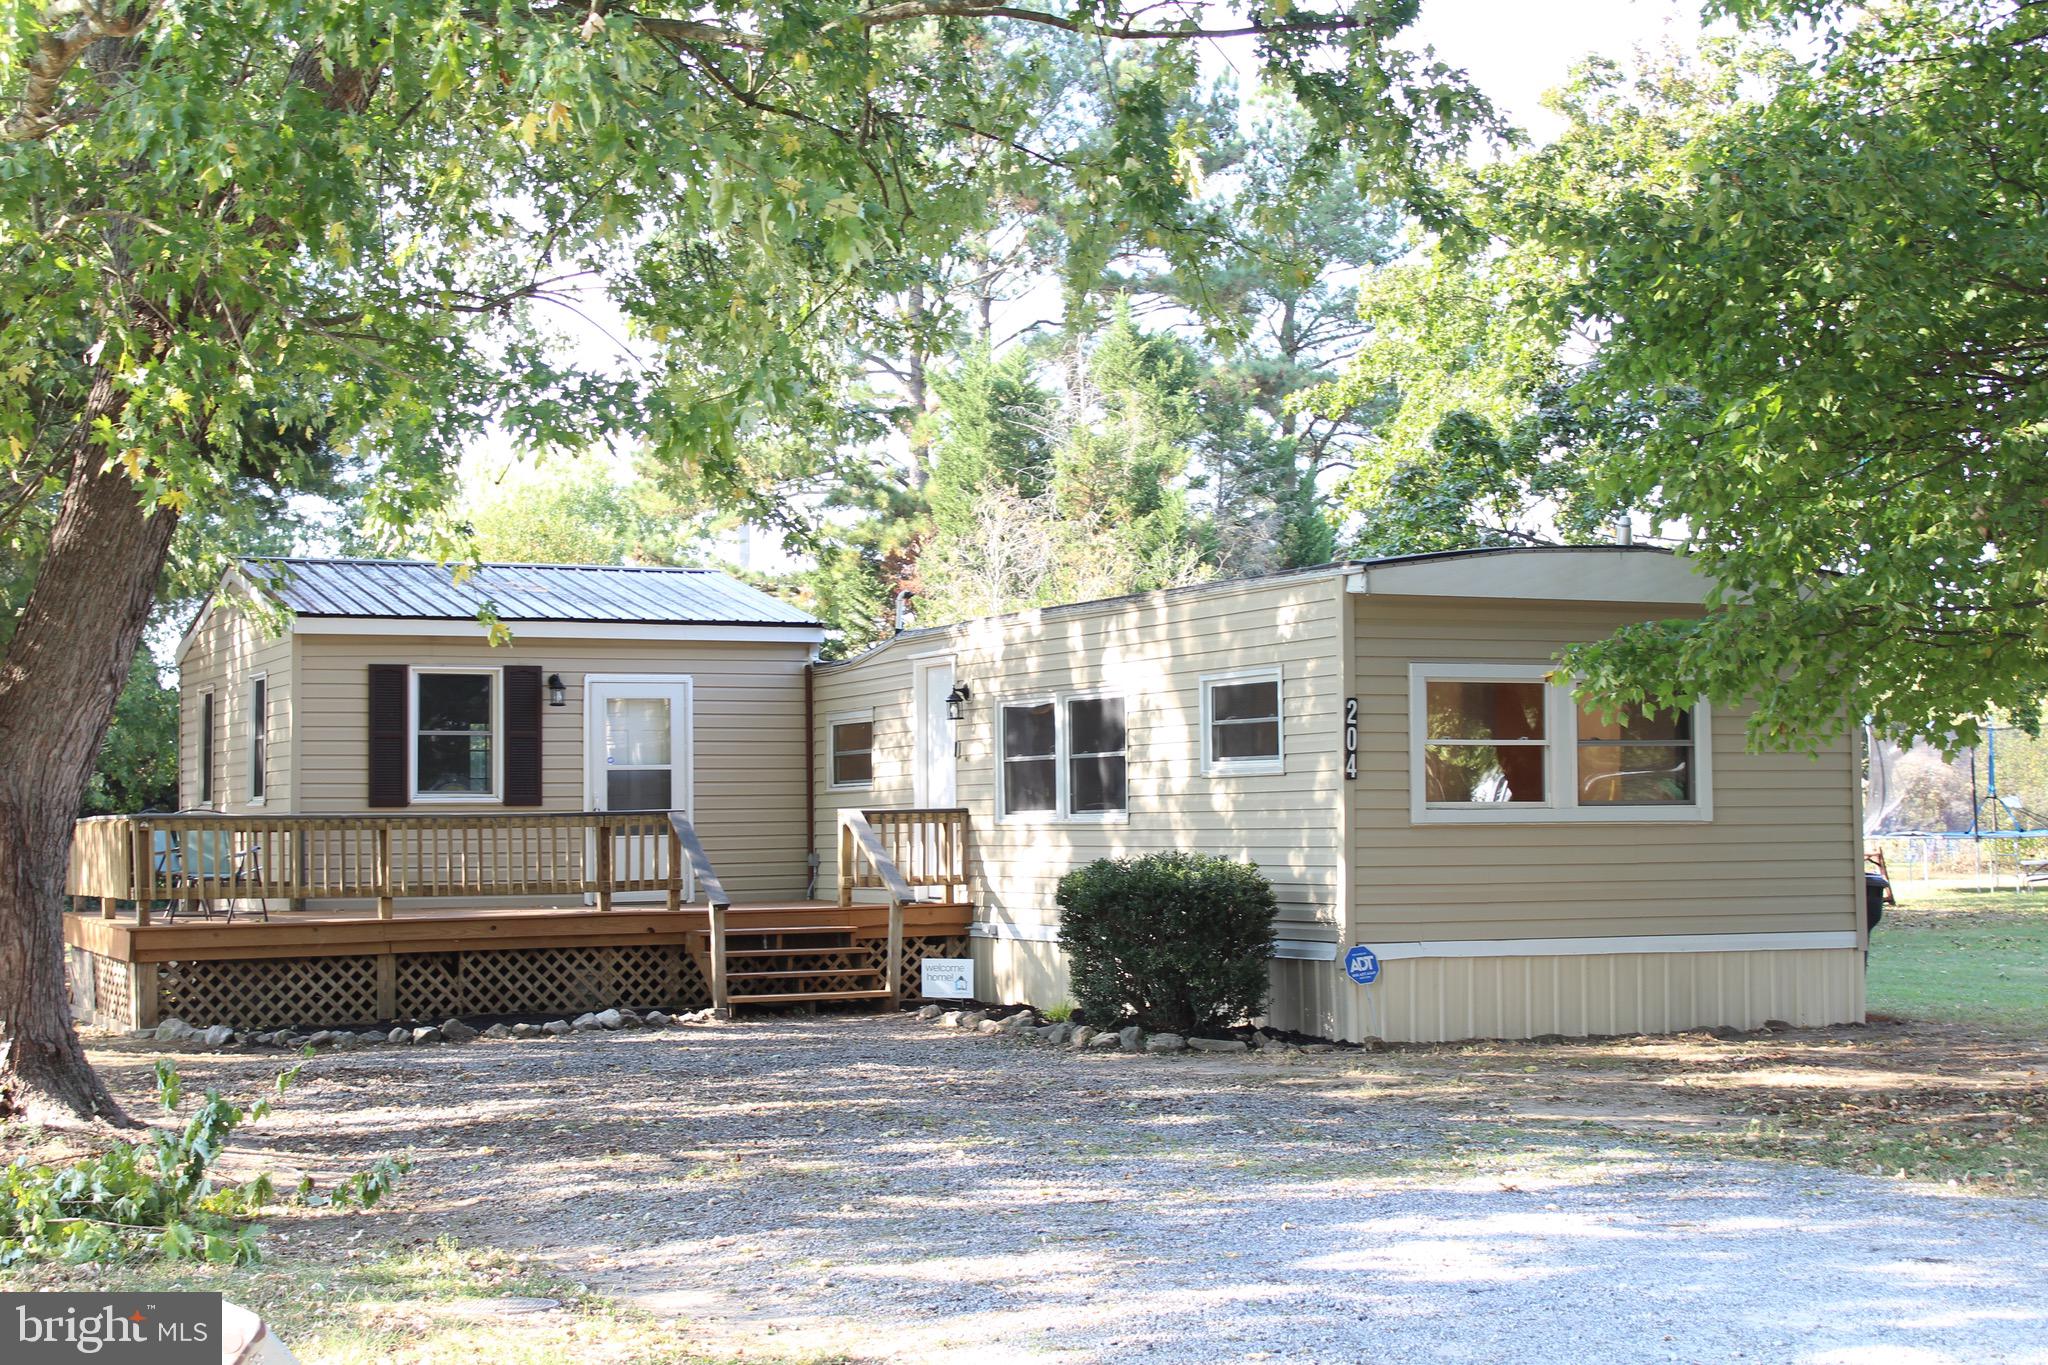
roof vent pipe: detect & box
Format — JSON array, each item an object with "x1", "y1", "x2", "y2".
[{"x1": 1612, "y1": 517, "x2": 1634, "y2": 547}]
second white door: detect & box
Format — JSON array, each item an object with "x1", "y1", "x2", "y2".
[{"x1": 913, "y1": 659, "x2": 957, "y2": 808}]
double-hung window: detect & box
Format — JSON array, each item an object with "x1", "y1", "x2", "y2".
[
  {"x1": 412, "y1": 668, "x2": 500, "y2": 800},
  {"x1": 1202, "y1": 668, "x2": 1283, "y2": 775},
  {"x1": 1409, "y1": 663, "x2": 1710, "y2": 823},
  {"x1": 1000, "y1": 694, "x2": 1128, "y2": 820},
  {"x1": 828, "y1": 711, "x2": 875, "y2": 789}
]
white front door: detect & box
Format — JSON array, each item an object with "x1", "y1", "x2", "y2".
[
  {"x1": 585, "y1": 677, "x2": 693, "y2": 902},
  {"x1": 913, "y1": 658, "x2": 957, "y2": 808}
]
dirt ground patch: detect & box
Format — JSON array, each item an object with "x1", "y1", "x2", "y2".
[{"x1": 1365, "y1": 1019, "x2": 2048, "y2": 1190}]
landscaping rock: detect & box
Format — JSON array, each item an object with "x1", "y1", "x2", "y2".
[
  {"x1": 1144, "y1": 1033, "x2": 1186, "y2": 1054},
  {"x1": 997, "y1": 1011, "x2": 1038, "y2": 1033},
  {"x1": 1036, "y1": 1023, "x2": 1072, "y2": 1046},
  {"x1": 615, "y1": 1009, "x2": 641, "y2": 1026},
  {"x1": 412, "y1": 1026, "x2": 443, "y2": 1045},
  {"x1": 1187, "y1": 1037, "x2": 1247, "y2": 1054},
  {"x1": 1087, "y1": 1030, "x2": 1121, "y2": 1050},
  {"x1": 959, "y1": 1011, "x2": 988, "y2": 1029},
  {"x1": 1118, "y1": 1026, "x2": 1144, "y2": 1052},
  {"x1": 282, "y1": 1034, "x2": 311, "y2": 1049},
  {"x1": 936, "y1": 1011, "x2": 963, "y2": 1029},
  {"x1": 202, "y1": 1024, "x2": 235, "y2": 1046},
  {"x1": 974, "y1": 1019, "x2": 1004, "y2": 1035},
  {"x1": 594, "y1": 1008, "x2": 624, "y2": 1030},
  {"x1": 154, "y1": 1018, "x2": 192, "y2": 1043},
  {"x1": 542, "y1": 1020, "x2": 572, "y2": 1037},
  {"x1": 511, "y1": 1023, "x2": 542, "y2": 1039},
  {"x1": 388, "y1": 1028, "x2": 410, "y2": 1044},
  {"x1": 1068, "y1": 1025, "x2": 1097, "y2": 1048},
  {"x1": 642, "y1": 1011, "x2": 670, "y2": 1028},
  {"x1": 482, "y1": 1023, "x2": 514, "y2": 1040},
  {"x1": 440, "y1": 1019, "x2": 480, "y2": 1043},
  {"x1": 916, "y1": 1004, "x2": 943, "y2": 1021},
  {"x1": 1300, "y1": 1043, "x2": 1335, "y2": 1054},
  {"x1": 307, "y1": 1030, "x2": 338, "y2": 1047},
  {"x1": 359, "y1": 1031, "x2": 387, "y2": 1046}
]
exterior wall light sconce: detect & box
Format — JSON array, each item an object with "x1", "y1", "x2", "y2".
[
  {"x1": 546, "y1": 673, "x2": 567, "y2": 708},
  {"x1": 945, "y1": 683, "x2": 971, "y2": 721}
]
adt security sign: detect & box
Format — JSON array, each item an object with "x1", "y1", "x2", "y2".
[{"x1": 1344, "y1": 946, "x2": 1381, "y2": 985}]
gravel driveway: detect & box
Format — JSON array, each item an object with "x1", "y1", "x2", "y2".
[{"x1": 133, "y1": 1013, "x2": 2048, "y2": 1364}]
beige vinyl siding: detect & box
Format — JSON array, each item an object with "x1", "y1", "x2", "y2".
[
  {"x1": 291, "y1": 633, "x2": 811, "y2": 900},
  {"x1": 1342, "y1": 947, "x2": 1863, "y2": 1043},
  {"x1": 1351, "y1": 595, "x2": 1862, "y2": 942},
  {"x1": 176, "y1": 605, "x2": 291, "y2": 813},
  {"x1": 814, "y1": 570, "x2": 1351, "y2": 935}
]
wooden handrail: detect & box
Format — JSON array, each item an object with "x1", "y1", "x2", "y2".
[
  {"x1": 837, "y1": 809, "x2": 918, "y2": 906},
  {"x1": 667, "y1": 811, "x2": 730, "y2": 909}
]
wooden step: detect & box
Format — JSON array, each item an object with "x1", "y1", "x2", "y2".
[
  {"x1": 725, "y1": 988, "x2": 893, "y2": 1005},
  {"x1": 721, "y1": 924, "x2": 857, "y2": 937},
  {"x1": 721, "y1": 945, "x2": 872, "y2": 959},
  {"x1": 727, "y1": 967, "x2": 880, "y2": 982}
]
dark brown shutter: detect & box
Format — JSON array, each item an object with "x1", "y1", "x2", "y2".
[
  {"x1": 503, "y1": 665, "x2": 544, "y2": 807},
  {"x1": 367, "y1": 665, "x2": 409, "y2": 808}
]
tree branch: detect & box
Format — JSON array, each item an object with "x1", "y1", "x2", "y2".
[{"x1": 3, "y1": 0, "x2": 154, "y2": 143}]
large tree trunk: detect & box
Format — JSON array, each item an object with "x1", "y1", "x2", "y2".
[{"x1": 0, "y1": 373, "x2": 180, "y2": 1128}]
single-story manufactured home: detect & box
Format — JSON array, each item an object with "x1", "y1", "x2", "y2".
[{"x1": 64, "y1": 547, "x2": 1866, "y2": 1042}]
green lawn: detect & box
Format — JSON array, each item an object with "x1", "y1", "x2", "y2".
[{"x1": 1868, "y1": 887, "x2": 2048, "y2": 1032}]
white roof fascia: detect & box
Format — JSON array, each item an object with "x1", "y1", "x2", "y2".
[{"x1": 1346, "y1": 549, "x2": 1709, "y2": 606}]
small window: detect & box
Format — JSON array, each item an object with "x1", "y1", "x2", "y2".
[
  {"x1": 249, "y1": 676, "x2": 268, "y2": 802},
  {"x1": 198, "y1": 691, "x2": 216, "y2": 805},
  {"x1": 1576, "y1": 701, "x2": 1695, "y2": 806},
  {"x1": 1203, "y1": 670, "x2": 1283, "y2": 774},
  {"x1": 1067, "y1": 696, "x2": 1127, "y2": 815},
  {"x1": 828, "y1": 712, "x2": 875, "y2": 789},
  {"x1": 1423, "y1": 678, "x2": 1547, "y2": 804},
  {"x1": 1001, "y1": 701, "x2": 1058, "y2": 815},
  {"x1": 414, "y1": 669, "x2": 497, "y2": 798}
]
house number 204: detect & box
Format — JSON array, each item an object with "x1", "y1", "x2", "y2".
[{"x1": 1343, "y1": 698, "x2": 1358, "y2": 780}]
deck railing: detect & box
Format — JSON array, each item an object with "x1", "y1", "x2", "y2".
[
  {"x1": 842, "y1": 807, "x2": 969, "y2": 906},
  {"x1": 67, "y1": 810, "x2": 722, "y2": 923}
]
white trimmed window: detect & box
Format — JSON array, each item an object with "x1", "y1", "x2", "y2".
[
  {"x1": 999, "y1": 693, "x2": 1128, "y2": 821},
  {"x1": 1409, "y1": 663, "x2": 1711, "y2": 823},
  {"x1": 1201, "y1": 668, "x2": 1283, "y2": 775},
  {"x1": 411, "y1": 667, "x2": 501, "y2": 800},
  {"x1": 828, "y1": 710, "x2": 875, "y2": 789}
]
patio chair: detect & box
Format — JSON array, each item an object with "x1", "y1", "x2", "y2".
[{"x1": 151, "y1": 826, "x2": 269, "y2": 923}]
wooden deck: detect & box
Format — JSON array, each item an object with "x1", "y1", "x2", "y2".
[
  {"x1": 64, "y1": 899, "x2": 973, "y2": 965},
  {"x1": 63, "y1": 806, "x2": 976, "y2": 1031}
]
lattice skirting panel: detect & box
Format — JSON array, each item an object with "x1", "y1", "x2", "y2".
[
  {"x1": 401, "y1": 945, "x2": 703, "y2": 1018},
  {"x1": 91, "y1": 936, "x2": 973, "y2": 1031},
  {"x1": 160, "y1": 955, "x2": 381, "y2": 1031},
  {"x1": 65, "y1": 947, "x2": 137, "y2": 1030},
  {"x1": 93, "y1": 954, "x2": 134, "y2": 1028}
]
